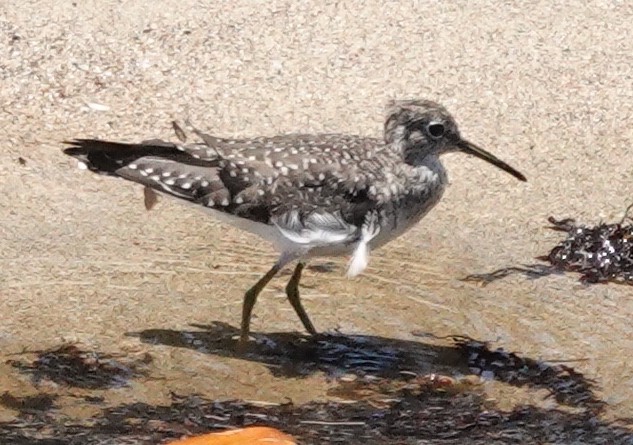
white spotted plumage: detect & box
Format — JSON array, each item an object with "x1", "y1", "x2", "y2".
[{"x1": 63, "y1": 100, "x2": 525, "y2": 341}]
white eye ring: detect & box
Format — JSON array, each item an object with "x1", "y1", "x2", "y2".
[{"x1": 426, "y1": 122, "x2": 445, "y2": 139}]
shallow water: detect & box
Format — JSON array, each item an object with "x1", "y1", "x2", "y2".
[
  {"x1": 2, "y1": 203, "x2": 633, "y2": 442},
  {"x1": 2, "y1": 1, "x2": 633, "y2": 441}
]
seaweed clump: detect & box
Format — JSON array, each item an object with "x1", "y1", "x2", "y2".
[
  {"x1": 543, "y1": 211, "x2": 633, "y2": 285},
  {"x1": 7, "y1": 344, "x2": 151, "y2": 390}
]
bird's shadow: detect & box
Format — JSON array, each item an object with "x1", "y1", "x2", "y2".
[
  {"x1": 128, "y1": 322, "x2": 605, "y2": 413},
  {"x1": 129, "y1": 322, "x2": 446, "y2": 380}
]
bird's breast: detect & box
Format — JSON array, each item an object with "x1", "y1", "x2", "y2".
[{"x1": 370, "y1": 161, "x2": 447, "y2": 249}]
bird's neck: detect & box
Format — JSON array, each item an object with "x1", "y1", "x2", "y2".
[{"x1": 408, "y1": 154, "x2": 447, "y2": 187}]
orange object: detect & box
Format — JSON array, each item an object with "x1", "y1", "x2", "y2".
[{"x1": 166, "y1": 426, "x2": 297, "y2": 445}]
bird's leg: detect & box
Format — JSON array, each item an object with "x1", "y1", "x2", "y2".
[
  {"x1": 285, "y1": 262, "x2": 318, "y2": 335},
  {"x1": 240, "y1": 264, "x2": 281, "y2": 346}
]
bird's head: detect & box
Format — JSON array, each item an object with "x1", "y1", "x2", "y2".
[{"x1": 384, "y1": 99, "x2": 526, "y2": 181}]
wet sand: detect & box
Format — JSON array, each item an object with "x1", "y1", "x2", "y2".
[{"x1": 1, "y1": 1, "x2": 633, "y2": 443}]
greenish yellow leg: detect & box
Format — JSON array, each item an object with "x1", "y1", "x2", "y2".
[
  {"x1": 240, "y1": 264, "x2": 280, "y2": 346},
  {"x1": 285, "y1": 262, "x2": 318, "y2": 335}
]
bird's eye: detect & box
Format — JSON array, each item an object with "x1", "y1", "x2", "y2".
[{"x1": 426, "y1": 122, "x2": 445, "y2": 139}]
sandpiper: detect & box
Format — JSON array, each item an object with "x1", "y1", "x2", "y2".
[{"x1": 64, "y1": 100, "x2": 526, "y2": 345}]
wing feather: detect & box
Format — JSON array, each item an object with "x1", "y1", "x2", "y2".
[{"x1": 64, "y1": 123, "x2": 385, "y2": 237}]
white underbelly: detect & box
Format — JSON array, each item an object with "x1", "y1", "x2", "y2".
[{"x1": 151, "y1": 179, "x2": 444, "y2": 263}]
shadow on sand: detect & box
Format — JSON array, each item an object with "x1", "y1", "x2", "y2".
[
  {"x1": 130, "y1": 322, "x2": 604, "y2": 412},
  {"x1": 1, "y1": 325, "x2": 631, "y2": 444}
]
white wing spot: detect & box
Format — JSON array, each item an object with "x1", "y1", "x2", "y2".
[
  {"x1": 128, "y1": 163, "x2": 137, "y2": 170},
  {"x1": 201, "y1": 180, "x2": 209, "y2": 187},
  {"x1": 257, "y1": 189, "x2": 265, "y2": 196},
  {"x1": 162, "y1": 171, "x2": 171, "y2": 177},
  {"x1": 234, "y1": 196, "x2": 244, "y2": 204},
  {"x1": 181, "y1": 182, "x2": 192, "y2": 189},
  {"x1": 221, "y1": 198, "x2": 229, "y2": 206},
  {"x1": 164, "y1": 179, "x2": 175, "y2": 185}
]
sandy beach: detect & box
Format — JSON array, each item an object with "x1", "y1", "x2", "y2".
[{"x1": 1, "y1": 1, "x2": 633, "y2": 443}]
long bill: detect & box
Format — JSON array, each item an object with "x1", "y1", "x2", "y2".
[{"x1": 457, "y1": 140, "x2": 527, "y2": 182}]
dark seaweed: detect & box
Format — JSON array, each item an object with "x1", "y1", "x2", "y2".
[
  {"x1": 542, "y1": 212, "x2": 633, "y2": 285},
  {"x1": 7, "y1": 344, "x2": 152, "y2": 390}
]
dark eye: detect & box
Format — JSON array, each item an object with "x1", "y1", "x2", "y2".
[{"x1": 426, "y1": 122, "x2": 445, "y2": 139}]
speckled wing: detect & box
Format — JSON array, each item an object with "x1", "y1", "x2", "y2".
[
  {"x1": 63, "y1": 131, "x2": 385, "y2": 246},
  {"x1": 64, "y1": 138, "x2": 266, "y2": 223},
  {"x1": 203, "y1": 132, "x2": 387, "y2": 246}
]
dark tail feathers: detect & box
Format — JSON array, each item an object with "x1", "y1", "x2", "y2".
[{"x1": 63, "y1": 139, "x2": 180, "y2": 175}]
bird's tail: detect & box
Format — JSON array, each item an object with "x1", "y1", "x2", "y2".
[
  {"x1": 63, "y1": 139, "x2": 180, "y2": 176},
  {"x1": 63, "y1": 132, "x2": 225, "y2": 210}
]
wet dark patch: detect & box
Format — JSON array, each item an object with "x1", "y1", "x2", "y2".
[
  {"x1": 540, "y1": 215, "x2": 633, "y2": 285},
  {"x1": 0, "y1": 385, "x2": 631, "y2": 445},
  {"x1": 7, "y1": 344, "x2": 152, "y2": 390}
]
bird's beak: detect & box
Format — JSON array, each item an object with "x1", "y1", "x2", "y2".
[{"x1": 456, "y1": 139, "x2": 526, "y2": 182}]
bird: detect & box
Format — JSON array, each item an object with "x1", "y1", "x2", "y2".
[{"x1": 63, "y1": 99, "x2": 526, "y2": 347}]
